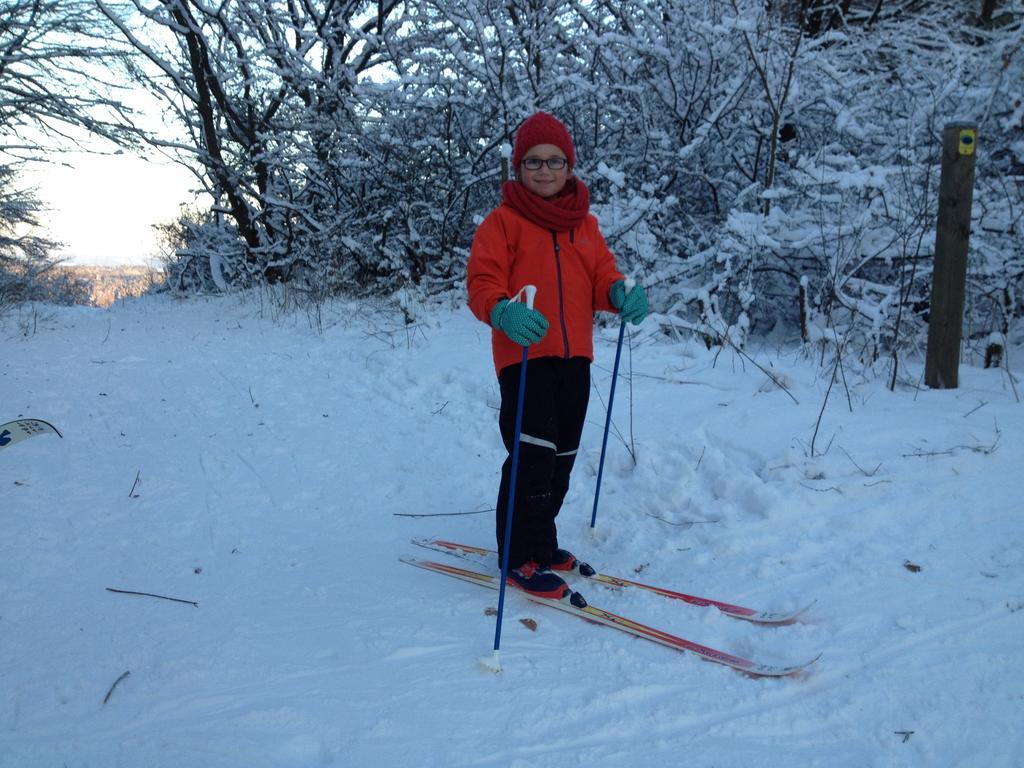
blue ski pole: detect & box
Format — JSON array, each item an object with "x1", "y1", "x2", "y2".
[
  {"x1": 590, "y1": 278, "x2": 635, "y2": 529},
  {"x1": 482, "y1": 285, "x2": 536, "y2": 673}
]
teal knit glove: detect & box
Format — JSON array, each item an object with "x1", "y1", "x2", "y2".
[
  {"x1": 490, "y1": 299, "x2": 549, "y2": 346},
  {"x1": 610, "y1": 280, "x2": 648, "y2": 325}
]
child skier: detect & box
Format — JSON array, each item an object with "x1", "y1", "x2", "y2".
[{"x1": 466, "y1": 111, "x2": 648, "y2": 599}]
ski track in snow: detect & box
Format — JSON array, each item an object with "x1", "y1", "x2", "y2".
[{"x1": 1, "y1": 295, "x2": 1022, "y2": 767}]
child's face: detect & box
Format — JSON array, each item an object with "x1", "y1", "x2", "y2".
[{"x1": 518, "y1": 144, "x2": 571, "y2": 199}]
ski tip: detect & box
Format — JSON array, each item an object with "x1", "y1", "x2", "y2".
[
  {"x1": 739, "y1": 599, "x2": 818, "y2": 625},
  {"x1": 0, "y1": 418, "x2": 63, "y2": 448},
  {"x1": 796, "y1": 599, "x2": 818, "y2": 619},
  {"x1": 783, "y1": 599, "x2": 818, "y2": 624},
  {"x1": 780, "y1": 652, "x2": 823, "y2": 677},
  {"x1": 741, "y1": 652, "x2": 822, "y2": 678},
  {"x1": 789, "y1": 652, "x2": 823, "y2": 676}
]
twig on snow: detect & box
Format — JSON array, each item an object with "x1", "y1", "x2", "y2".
[
  {"x1": 645, "y1": 512, "x2": 719, "y2": 527},
  {"x1": 840, "y1": 446, "x2": 882, "y2": 477},
  {"x1": 103, "y1": 671, "x2": 131, "y2": 705},
  {"x1": 106, "y1": 588, "x2": 198, "y2": 607},
  {"x1": 962, "y1": 401, "x2": 987, "y2": 418},
  {"x1": 999, "y1": 343, "x2": 1020, "y2": 403},
  {"x1": 836, "y1": 335, "x2": 853, "y2": 413},
  {"x1": 394, "y1": 508, "x2": 491, "y2": 518},
  {"x1": 799, "y1": 482, "x2": 844, "y2": 494},
  {"x1": 705, "y1": 325, "x2": 799, "y2": 405},
  {"x1": 901, "y1": 434, "x2": 1000, "y2": 458},
  {"x1": 811, "y1": 353, "x2": 840, "y2": 457},
  {"x1": 128, "y1": 470, "x2": 141, "y2": 498}
]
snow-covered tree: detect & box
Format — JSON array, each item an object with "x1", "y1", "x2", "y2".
[
  {"x1": 96, "y1": 0, "x2": 410, "y2": 289},
  {"x1": 0, "y1": 0, "x2": 143, "y2": 305}
]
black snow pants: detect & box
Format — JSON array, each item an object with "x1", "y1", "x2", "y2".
[{"x1": 495, "y1": 356, "x2": 590, "y2": 570}]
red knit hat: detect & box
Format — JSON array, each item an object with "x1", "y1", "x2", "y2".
[{"x1": 512, "y1": 112, "x2": 576, "y2": 169}]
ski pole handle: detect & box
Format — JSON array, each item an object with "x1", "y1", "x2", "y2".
[
  {"x1": 624, "y1": 277, "x2": 636, "y2": 294},
  {"x1": 511, "y1": 284, "x2": 537, "y2": 309}
]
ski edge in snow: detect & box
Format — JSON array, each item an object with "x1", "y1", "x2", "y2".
[
  {"x1": 400, "y1": 555, "x2": 820, "y2": 678},
  {"x1": 412, "y1": 537, "x2": 814, "y2": 625}
]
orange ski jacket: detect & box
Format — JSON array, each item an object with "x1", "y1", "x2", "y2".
[{"x1": 467, "y1": 204, "x2": 624, "y2": 375}]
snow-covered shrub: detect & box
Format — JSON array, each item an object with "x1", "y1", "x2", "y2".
[
  {"x1": 98, "y1": 0, "x2": 1022, "y2": 364},
  {"x1": 157, "y1": 210, "x2": 250, "y2": 295},
  {"x1": 627, "y1": 0, "x2": 1024, "y2": 367},
  {"x1": 0, "y1": 165, "x2": 81, "y2": 310}
]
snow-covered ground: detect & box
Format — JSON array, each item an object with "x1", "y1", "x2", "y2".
[{"x1": 2, "y1": 294, "x2": 1021, "y2": 767}]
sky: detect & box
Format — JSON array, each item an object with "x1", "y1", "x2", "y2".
[{"x1": 25, "y1": 149, "x2": 198, "y2": 268}]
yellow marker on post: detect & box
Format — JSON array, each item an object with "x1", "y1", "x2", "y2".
[{"x1": 958, "y1": 128, "x2": 976, "y2": 156}]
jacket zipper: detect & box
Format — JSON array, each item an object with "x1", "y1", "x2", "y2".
[{"x1": 551, "y1": 230, "x2": 571, "y2": 358}]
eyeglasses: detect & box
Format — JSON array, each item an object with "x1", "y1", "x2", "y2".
[{"x1": 521, "y1": 157, "x2": 568, "y2": 171}]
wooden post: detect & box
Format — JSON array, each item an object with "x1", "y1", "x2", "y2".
[{"x1": 924, "y1": 122, "x2": 978, "y2": 389}]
